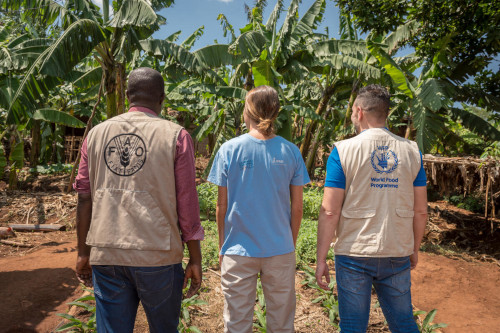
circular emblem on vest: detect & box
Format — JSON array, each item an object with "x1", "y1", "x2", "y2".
[
  {"x1": 104, "y1": 133, "x2": 147, "y2": 176},
  {"x1": 370, "y1": 146, "x2": 399, "y2": 174}
]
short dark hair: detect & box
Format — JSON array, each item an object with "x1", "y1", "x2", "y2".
[
  {"x1": 354, "y1": 84, "x2": 391, "y2": 115},
  {"x1": 127, "y1": 67, "x2": 165, "y2": 104}
]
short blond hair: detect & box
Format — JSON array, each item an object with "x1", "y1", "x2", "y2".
[{"x1": 244, "y1": 86, "x2": 280, "y2": 136}]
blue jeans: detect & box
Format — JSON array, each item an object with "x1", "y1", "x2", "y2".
[
  {"x1": 92, "y1": 263, "x2": 184, "y2": 333},
  {"x1": 335, "y1": 255, "x2": 418, "y2": 333}
]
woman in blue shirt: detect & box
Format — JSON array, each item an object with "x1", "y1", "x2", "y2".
[{"x1": 208, "y1": 85, "x2": 310, "y2": 332}]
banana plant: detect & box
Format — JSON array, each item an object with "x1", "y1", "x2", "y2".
[
  {"x1": 369, "y1": 32, "x2": 500, "y2": 153},
  {"x1": 2, "y1": 0, "x2": 175, "y2": 122}
]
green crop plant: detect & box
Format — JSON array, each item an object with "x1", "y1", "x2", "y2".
[
  {"x1": 30, "y1": 163, "x2": 74, "y2": 175},
  {"x1": 300, "y1": 265, "x2": 340, "y2": 328},
  {"x1": 253, "y1": 277, "x2": 267, "y2": 332},
  {"x1": 303, "y1": 187, "x2": 323, "y2": 219},
  {"x1": 197, "y1": 183, "x2": 218, "y2": 220},
  {"x1": 295, "y1": 219, "x2": 334, "y2": 266},
  {"x1": 200, "y1": 220, "x2": 220, "y2": 270},
  {"x1": 414, "y1": 309, "x2": 447, "y2": 333},
  {"x1": 183, "y1": 221, "x2": 219, "y2": 271},
  {"x1": 56, "y1": 286, "x2": 96, "y2": 332},
  {"x1": 178, "y1": 293, "x2": 206, "y2": 333}
]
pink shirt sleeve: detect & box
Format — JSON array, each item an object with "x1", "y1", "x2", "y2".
[
  {"x1": 175, "y1": 129, "x2": 204, "y2": 242},
  {"x1": 73, "y1": 137, "x2": 91, "y2": 193}
]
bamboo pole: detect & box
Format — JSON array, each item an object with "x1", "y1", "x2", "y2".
[{"x1": 66, "y1": 76, "x2": 104, "y2": 193}]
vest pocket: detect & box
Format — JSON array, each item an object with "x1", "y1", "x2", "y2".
[
  {"x1": 340, "y1": 209, "x2": 377, "y2": 245},
  {"x1": 87, "y1": 188, "x2": 171, "y2": 251},
  {"x1": 341, "y1": 209, "x2": 376, "y2": 219},
  {"x1": 395, "y1": 208, "x2": 414, "y2": 218}
]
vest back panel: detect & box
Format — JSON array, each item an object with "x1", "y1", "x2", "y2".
[{"x1": 334, "y1": 128, "x2": 421, "y2": 257}]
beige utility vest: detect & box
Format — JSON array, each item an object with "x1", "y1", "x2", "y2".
[
  {"x1": 334, "y1": 128, "x2": 422, "y2": 257},
  {"x1": 86, "y1": 111, "x2": 184, "y2": 266}
]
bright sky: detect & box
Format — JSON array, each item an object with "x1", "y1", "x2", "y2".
[{"x1": 153, "y1": 0, "x2": 341, "y2": 50}]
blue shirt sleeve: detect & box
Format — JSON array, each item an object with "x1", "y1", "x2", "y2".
[
  {"x1": 291, "y1": 147, "x2": 310, "y2": 186},
  {"x1": 413, "y1": 151, "x2": 427, "y2": 187},
  {"x1": 325, "y1": 147, "x2": 346, "y2": 189},
  {"x1": 207, "y1": 149, "x2": 228, "y2": 187}
]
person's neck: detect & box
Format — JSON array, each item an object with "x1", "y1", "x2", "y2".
[
  {"x1": 247, "y1": 126, "x2": 275, "y2": 140},
  {"x1": 129, "y1": 102, "x2": 160, "y2": 115},
  {"x1": 358, "y1": 122, "x2": 387, "y2": 132}
]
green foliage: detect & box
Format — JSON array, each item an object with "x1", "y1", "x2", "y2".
[
  {"x1": 56, "y1": 286, "x2": 96, "y2": 332},
  {"x1": 33, "y1": 108, "x2": 86, "y2": 128},
  {"x1": 199, "y1": 221, "x2": 219, "y2": 271},
  {"x1": 303, "y1": 187, "x2": 323, "y2": 219},
  {"x1": 414, "y1": 309, "x2": 448, "y2": 333},
  {"x1": 30, "y1": 163, "x2": 73, "y2": 175},
  {"x1": 178, "y1": 283, "x2": 207, "y2": 333},
  {"x1": 295, "y1": 219, "x2": 334, "y2": 266},
  {"x1": 447, "y1": 194, "x2": 484, "y2": 214},
  {"x1": 300, "y1": 265, "x2": 339, "y2": 327},
  {"x1": 481, "y1": 141, "x2": 500, "y2": 160},
  {"x1": 0, "y1": 143, "x2": 7, "y2": 174},
  {"x1": 197, "y1": 182, "x2": 217, "y2": 220},
  {"x1": 252, "y1": 277, "x2": 267, "y2": 332}
]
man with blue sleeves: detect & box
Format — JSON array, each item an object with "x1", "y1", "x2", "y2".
[{"x1": 315, "y1": 84, "x2": 428, "y2": 332}]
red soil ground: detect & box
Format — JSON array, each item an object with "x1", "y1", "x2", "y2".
[{"x1": 0, "y1": 235, "x2": 499, "y2": 332}]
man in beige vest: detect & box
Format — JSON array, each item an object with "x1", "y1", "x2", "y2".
[
  {"x1": 315, "y1": 84, "x2": 428, "y2": 332},
  {"x1": 74, "y1": 67, "x2": 203, "y2": 332}
]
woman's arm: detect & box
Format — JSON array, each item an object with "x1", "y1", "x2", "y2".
[
  {"x1": 290, "y1": 185, "x2": 304, "y2": 247},
  {"x1": 216, "y1": 186, "x2": 228, "y2": 265}
]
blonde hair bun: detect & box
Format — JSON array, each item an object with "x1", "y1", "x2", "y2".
[{"x1": 244, "y1": 86, "x2": 280, "y2": 137}]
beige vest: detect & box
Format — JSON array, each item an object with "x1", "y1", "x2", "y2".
[
  {"x1": 86, "y1": 111, "x2": 184, "y2": 266},
  {"x1": 334, "y1": 128, "x2": 421, "y2": 257}
]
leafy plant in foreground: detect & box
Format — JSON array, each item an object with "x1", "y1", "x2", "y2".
[
  {"x1": 178, "y1": 293, "x2": 206, "y2": 333},
  {"x1": 56, "y1": 286, "x2": 96, "y2": 332},
  {"x1": 414, "y1": 309, "x2": 447, "y2": 333},
  {"x1": 197, "y1": 182, "x2": 217, "y2": 220},
  {"x1": 253, "y1": 277, "x2": 267, "y2": 332},
  {"x1": 300, "y1": 265, "x2": 340, "y2": 327}
]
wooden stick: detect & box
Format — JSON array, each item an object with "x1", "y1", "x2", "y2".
[
  {"x1": 208, "y1": 268, "x2": 221, "y2": 277},
  {"x1": 66, "y1": 75, "x2": 105, "y2": 193},
  {"x1": 9, "y1": 224, "x2": 65, "y2": 232},
  {"x1": 485, "y1": 176, "x2": 491, "y2": 219},
  {"x1": 0, "y1": 240, "x2": 34, "y2": 248}
]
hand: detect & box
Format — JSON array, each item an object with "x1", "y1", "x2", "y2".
[
  {"x1": 183, "y1": 260, "x2": 202, "y2": 299},
  {"x1": 76, "y1": 255, "x2": 93, "y2": 287},
  {"x1": 219, "y1": 254, "x2": 223, "y2": 268},
  {"x1": 410, "y1": 252, "x2": 418, "y2": 270},
  {"x1": 315, "y1": 260, "x2": 331, "y2": 290}
]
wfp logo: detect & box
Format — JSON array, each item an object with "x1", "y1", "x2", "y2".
[{"x1": 370, "y1": 146, "x2": 398, "y2": 174}]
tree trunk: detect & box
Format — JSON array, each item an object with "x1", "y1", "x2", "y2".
[
  {"x1": 305, "y1": 123, "x2": 323, "y2": 175},
  {"x1": 300, "y1": 85, "x2": 335, "y2": 160},
  {"x1": 29, "y1": 120, "x2": 41, "y2": 168},
  {"x1": 116, "y1": 63, "x2": 126, "y2": 115},
  {"x1": 343, "y1": 89, "x2": 356, "y2": 129},
  {"x1": 105, "y1": 63, "x2": 118, "y2": 119}
]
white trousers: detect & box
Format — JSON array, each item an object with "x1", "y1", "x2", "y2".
[{"x1": 221, "y1": 252, "x2": 296, "y2": 333}]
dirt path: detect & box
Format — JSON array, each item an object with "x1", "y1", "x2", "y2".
[
  {"x1": 1, "y1": 239, "x2": 499, "y2": 332},
  {"x1": 0, "y1": 239, "x2": 79, "y2": 333},
  {"x1": 412, "y1": 253, "x2": 500, "y2": 333}
]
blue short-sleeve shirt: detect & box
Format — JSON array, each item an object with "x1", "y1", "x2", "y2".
[
  {"x1": 208, "y1": 134, "x2": 310, "y2": 257},
  {"x1": 325, "y1": 147, "x2": 427, "y2": 189}
]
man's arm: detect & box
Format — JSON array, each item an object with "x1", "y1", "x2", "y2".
[
  {"x1": 410, "y1": 186, "x2": 428, "y2": 269},
  {"x1": 174, "y1": 129, "x2": 203, "y2": 298},
  {"x1": 216, "y1": 186, "x2": 228, "y2": 265},
  {"x1": 290, "y1": 185, "x2": 304, "y2": 247},
  {"x1": 316, "y1": 187, "x2": 344, "y2": 290},
  {"x1": 76, "y1": 192, "x2": 93, "y2": 287},
  {"x1": 183, "y1": 240, "x2": 202, "y2": 298}
]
